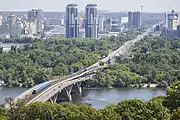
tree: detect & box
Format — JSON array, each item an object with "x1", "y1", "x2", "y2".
[
  {"x1": 97, "y1": 104, "x2": 121, "y2": 120},
  {"x1": 171, "y1": 108, "x2": 180, "y2": 120},
  {"x1": 163, "y1": 81, "x2": 180, "y2": 110},
  {"x1": 52, "y1": 63, "x2": 68, "y2": 76},
  {"x1": 115, "y1": 99, "x2": 152, "y2": 120},
  {"x1": 0, "y1": 105, "x2": 7, "y2": 120},
  {"x1": 146, "y1": 101, "x2": 170, "y2": 120}
]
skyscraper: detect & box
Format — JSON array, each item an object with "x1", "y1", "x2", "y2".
[
  {"x1": 128, "y1": 11, "x2": 133, "y2": 28},
  {"x1": 133, "y1": 12, "x2": 141, "y2": 28},
  {"x1": 177, "y1": 25, "x2": 180, "y2": 37},
  {"x1": 28, "y1": 9, "x2": 43, "y2": 34},
  {"x1": 0, "y1": 15, "x2": 3, "y2": 26},
  {"x1": 66, "y1": 4, "x2": 79, "y2": 38},
  {"x1": 85, "y1": 4, "x2": 98, "y2": 38},
  {"x1": 168, "y1": 10, "x2": 179, "y2": 30},
  {"x1": 98, "y1": 16, "x2": 104, "y2": 32},
  {"x1": 8, "y1": 14, "x2": 16, "y2": 35}
]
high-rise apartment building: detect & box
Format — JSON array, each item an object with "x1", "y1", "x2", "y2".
[
  {"x1": 177, "y1": 25, "x2": 180, "y2": 37},
  {"x1": 8, "y1": 14, "x2": 16, "y2": 35},
  {"x1": 133, "y1": 12, "x2": 141, "y2": 28},
  {"x1": 98, "y1": 16, "x2": 104, "y2": 32},
  {"x1": 85, "y1": 4, "x2": 98, "y2": 38},
  {"x1": 66, "y1": 4, "x2": 79, "y2": 38},
  {"x1": 168, "y1": 10, "x2": 179, "y2": 30},
  {"x1": 28, "y1": 9, "x2": 43, "y2": 34},
  {"x1": 0, "y1": 15, "x2": 3, "y2": 26},
  {"x1": 128, "y1": 11, "x2": 133, "y2": 28},
  {"x1": 105, "y1": 18, "x2": 112, "y2": 32}
]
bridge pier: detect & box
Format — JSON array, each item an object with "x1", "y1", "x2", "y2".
[
  {"x1": 50, "y1": 93, "x2": 58, "y2": 103},
  {"x1": 49, "y1": 90, "x2": 61, "y2": 103},
  {"x1": 75, "y1": 82, "x2": 82, "y2": 93},
  {"x1": 64, "y1": 85, "x2": 73, "y2": 101}
]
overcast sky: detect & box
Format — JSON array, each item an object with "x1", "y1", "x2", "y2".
[{"x1": 0, "y1": 0, "x2": 179, "y2": 12}]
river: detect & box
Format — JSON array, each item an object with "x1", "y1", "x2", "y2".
[
  {"x1": 0, "y1": 87, "x2": 166, "y2": 109},
  {"x1": 0, "y1": 43, "x2": 25, "y2": 52}
]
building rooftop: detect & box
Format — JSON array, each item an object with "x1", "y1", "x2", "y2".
[{"x1": 67, "y1": 4, "x2": 78, "y2": 7}]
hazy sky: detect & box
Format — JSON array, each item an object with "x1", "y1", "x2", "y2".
[{"x1": 0, "y1": 0, "x2": 179, "y2": 12}]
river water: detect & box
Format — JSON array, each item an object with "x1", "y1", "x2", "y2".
[
  {"x1": 0, "y1": 87, "x2": 166, "y2": 109},
  {"x1": 0, "y1": 43, "x2": 25, "y2": 51}
]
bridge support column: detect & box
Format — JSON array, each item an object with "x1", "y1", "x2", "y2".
[
  {"x1": 64, "y1": 85, "x2": 73, "y2": 101},
  {"x1": 75, "y1": 82, "x2": 82, "y2": 93},
  {"x1": 49, "y1": 93, "x2": 59, "y2": 103}
]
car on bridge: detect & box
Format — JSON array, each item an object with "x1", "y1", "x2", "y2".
[{"x1": 32, "y1": 81, "x2": 51, "y2": 94}]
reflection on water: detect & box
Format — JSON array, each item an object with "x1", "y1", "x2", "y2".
[{"x1": 72, "y1": 88, "x2": 166, "y2": 109}]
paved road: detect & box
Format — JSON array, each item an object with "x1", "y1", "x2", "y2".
[{"x1": 15, "y1": 22, "x2": 164, "y2": 105}]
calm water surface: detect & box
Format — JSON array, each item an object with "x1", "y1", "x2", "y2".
[
  {"x1": 72, "y1": 88, "x2": 166, "y2": 108},
  {"x1": 0, "y1": 87, "x2": 27, "y2": 103},
  {"x1": 0, "y1": 87, "x2": 166, "y2": 109}
]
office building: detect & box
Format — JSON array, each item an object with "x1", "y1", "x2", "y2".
[
  {"x1": 66, "y1": 4, "x2": 79, "y2": 38},
  {"x1": 133, "y1": 12, "x2": 141, "y2": 28},
  {"x1": 168, "y1": 10, "x2": 179, "y2": 30},
  {"x1": 128, "y1": 11, "x2": 133, "y2": 28},
  {"x1": 28, "y1": 9, "x2": 43, "y2": 33},
  {"x1": 85, "y1": 4, "x2": 98, "y2": 38}
]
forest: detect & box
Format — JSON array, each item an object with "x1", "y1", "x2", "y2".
[
  {"x1": 0, "y1": 30, "x2": 140, "y2": 87},
  {"x1": 90, "y1": 35, "x2": 180, "y2": 88}
]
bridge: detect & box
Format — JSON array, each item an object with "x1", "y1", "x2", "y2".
[{"x1": 13, "y1": 22, "x2": 164, "y2": 105}]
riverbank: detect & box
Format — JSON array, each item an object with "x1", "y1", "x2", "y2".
[{"x1": 84, "y1": 83, "x2": 162, "y2": 89}]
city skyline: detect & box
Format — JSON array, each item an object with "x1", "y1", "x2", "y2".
[{"x1": 0, "y1": 0, "x2": 179, "y2": 12}]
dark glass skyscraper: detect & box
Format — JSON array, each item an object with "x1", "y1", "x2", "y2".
[
  {"x1": 85, "y1": 4, "x2": 98, "y2": 38},
  {"x1": 133, "y1": 12, "x2": 141, "y2": 28},
  {"x1": 128, "y1": 11, "x2": 133, "y2": 28},
  {"x1": 66, "y1": 4, "x2": 79, "y2": 38}
]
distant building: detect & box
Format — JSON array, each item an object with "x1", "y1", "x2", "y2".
[
  {"x1": 133, "y1": 12, "x2": 141, "y2": 28},
  {"x1": 85, "y1": 4, "x2": 98, "y2": 38},
  {"x1": 98, "y1": 16, "x2": 104, "y2": 32},
  {"x1": 111, "y1": 19, "x2": 121, "y2": 32},
  {"x1": 120, "y1": 17, "x2": 128, "y2": 24},
  {"x1": 177, "y1": 25, "x2": 180, "y2": 37},
  {"x1": 28, "y1": 9, "x2": 43, "y2": 34},
  {"x1": 164, "y1": 12, "x2": 168, "y2": 28},
  {"x1": 8, "y1": 14, "x2": 16, "y2": 35},
  {"x1": 128, "y1": 11, "x2": 133, "y2": 28},
  {"x1": 0, "y1": 15, "x2": 3, "y2": 26},
  {"x1": 168, "y1": 10, "x2": 179, "y2": 30},
  {"x1": 0, "y1": 33, "x2": 10, "y2": 39},
  {"x1": 66, "y1": 4, "x2": 79, "y2": 38},
  {"x1": 79, "y1": 17, "x2": 85, "y2": 28},
  {"x1": 105, "y1": 18, "x2": 112, "y2": 32},
  {"x1": 0, "y1": 24, "x2": 9, "y2": 34}
]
